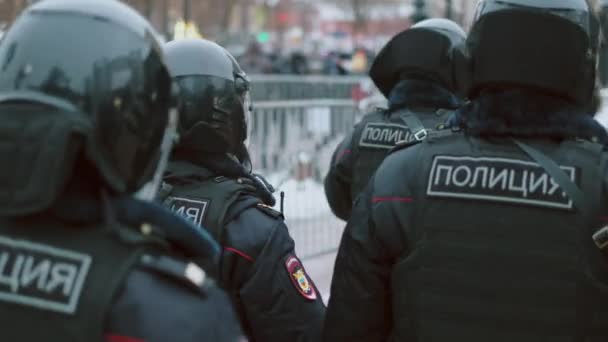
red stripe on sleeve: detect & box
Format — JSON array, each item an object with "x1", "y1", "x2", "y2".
[
  {"x1": 225, "y1": 247, "x2": 254, "y2": 262},
  {"x1": 105, "y1": 335, "x2": 146, "y2": 342},
  {"x1": 336, "y1": 149, "x2": 352, "y2": 161}
]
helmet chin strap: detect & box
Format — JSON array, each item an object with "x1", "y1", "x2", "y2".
[
  {"x1": 226, "y1": 153, "x2": 239, "y2": 163},
  {"x1": 136, "y1": 108, "x2": 179, "y2": 201}
]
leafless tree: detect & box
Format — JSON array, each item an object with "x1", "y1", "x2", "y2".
[
  {"x1": 218, "y1": 0, "x2": 240, "y2": 32},
  {"x1": 342, "y1": 0, "x2": 373, "y2": 33}
]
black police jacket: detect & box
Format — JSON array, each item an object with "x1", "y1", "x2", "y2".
[
  {"x1": 324, "y1": 130, "x2": 608, "y2": 341},
  {"x1": 161, "y1": 158, "x2": 326, "y2": 342},
  {"x1": 0, "y1": 182, "x2": 243, "y2": 342},
  {"x1": 324, "y1": 79, "x2": 460, "y2": 221},
  {"x1": 104, "y1": 197, "x2": 244, "y2": 342}
]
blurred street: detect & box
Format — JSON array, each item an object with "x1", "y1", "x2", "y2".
[{"x1": 0, "y1": 0, "x2": 478, "y2": 76}]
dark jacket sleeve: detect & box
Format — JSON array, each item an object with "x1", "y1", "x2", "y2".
[
  {"x1": 105, "y1": 268, "x2": 244, "y2": 342},
  {"x1": 324, "y1": 133, "x2": 356, "y2": 221},
  {"x1": 220, "y1": 206, "x2": 326, "y2": 342},
  {"x1": 323, "y1": 147, "x2": 418, "y2": 342}
]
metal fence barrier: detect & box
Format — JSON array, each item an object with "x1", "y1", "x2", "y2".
[
  {"x1": 250, "y1": 74, "x2": 367, "y2": 102},
  {"x1": 249, "y1": 99, "x2": 357, "y2": 173},
  {"x1": 597, "y1": 89, "x2": 608, "y2": 128},
  {"x1": 250, "y1": 100, "x2": 355, "y2": 259},
  {"x1": 248, "y1": 76, "x2": 367, "y2": 259}
]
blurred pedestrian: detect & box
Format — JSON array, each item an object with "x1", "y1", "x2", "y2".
[{"x1": 239, "y1": 41, "x2": 271, "y2": 74}]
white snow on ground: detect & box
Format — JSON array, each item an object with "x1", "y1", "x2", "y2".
[
  {"x1": 264, "y1": 170, "x2": 291, "y2": 191},
  {"x1": 272, "y1": 178, "x2": 331, "y2": 220},
  {"x1": 597, "y1": 111, "x2": 608, "y2": 128},
  {"x1": 260, "y1": 171, "x2": 343, "y2": 301},
  {"x1": 597, "y1": 89, "x2": 608, "y2": 128},
  {"x1": 256, "y1": 134, "x2": 352, "y2": 302}
]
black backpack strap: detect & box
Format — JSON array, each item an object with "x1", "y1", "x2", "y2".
[
  {"x1": 513, "y1": 139, "x2": 599, "y2": 342},
  {"x1": 397, "y1": 109, "x2": 428, "y2": 141},
  {"x1": 514, "y1": 140, "x2": 589, "y2": 216}
]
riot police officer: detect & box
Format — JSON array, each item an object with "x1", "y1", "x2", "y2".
[
  {"x1": 160, "y1": 39, "x2": 325, "y2": 342},
  {"x1": 0, "y1": 1, "x2": 243, "y2": 341},
  {"x1": 324, "y1": 1, "x2": 608, "y2": 341},
  {"x1": 324, "y1": 18, "x2": 467, "y2": 221}
]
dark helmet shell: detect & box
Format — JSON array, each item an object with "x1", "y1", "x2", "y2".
[{"x1": 0, "y1": 0, "x2": 173, "y2": 193}]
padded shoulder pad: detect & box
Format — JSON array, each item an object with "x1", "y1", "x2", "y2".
[
  {"x1": 256, "y1": 203, "x2": 284, "y2": 220},
  {"x1": 428, "y1": 128, "x2": 457, "y2": 139},
  {"x1": 424, "y1": 129, "x2": 461, "y2": 145},
  {"x1": 139, "y1": 254, "x2": 214, "y2": 295},
  {"x1": 390, "y1": 139, "x2": 423, "y2": 154},
  {"x1": 390, "y1": 125, "x2": 461, "y2": 155},
  {"x1": 572, "y1": 138, "x2": 605, "y2": 155}
]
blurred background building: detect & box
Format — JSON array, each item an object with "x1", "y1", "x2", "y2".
[
  {"x1": 0, "y1": 0, "x2": 480, "y2": 75},
  {"x1": 7, "y1": 0, "x2": 608, "y2": 80}
]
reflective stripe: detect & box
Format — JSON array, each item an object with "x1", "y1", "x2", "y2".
[
  {"x1": 105, "y1": 334, "x2": 146, "y2": 342},
  {"x1": 224, "y1": 247, "x2": 254, "y2": 262}
]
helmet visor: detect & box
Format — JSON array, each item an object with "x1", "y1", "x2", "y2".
[
  {"x1": 242, "y1": 90, "x2": 253, "y2": 148},
  {"x1": 135, "y1": 107, "x2": 179, "y2": 201},
  {"x1": 0, "y1": 10, "x2": 171, "y2": 193},
  {"x1": 235, "y1": 73, "x2": 253, "y2": 148}
]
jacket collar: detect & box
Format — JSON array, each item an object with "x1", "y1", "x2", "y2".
[{"x1": 388, "y1": 79, "x2": 461, "y2": 111}]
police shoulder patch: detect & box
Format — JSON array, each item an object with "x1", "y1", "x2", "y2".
[
  {"x1": 0, "y1": 236, "x2": 92, "y2": 314},
  {"x1": 359, "y1": 122, "x2": 411, "y2": 149},
  {"x1": 427, "y1": 155, "x2": 577, "y2": 210},
  {"x1": 285, "y1": 255, "x2": 317, "y2": 301},
  {"x1": 165, "y1": 196, "x2": 210, "y2": 227}
]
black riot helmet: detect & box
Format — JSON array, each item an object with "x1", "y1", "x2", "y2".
[
  {"x1": 0, "y1": 0, "x2": 174, "y2": 214},
  {"x1": 369, "y1": 18, "x2": 468, "y2": 98},
  {"x1": 164, "y1": 39, "x2": 252, "y2": 160},
  {"x1": 468, "y1": 0, "x2": 601, "y2": 108}
]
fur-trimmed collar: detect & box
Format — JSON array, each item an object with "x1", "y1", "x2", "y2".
[
  {"x1": 388, "y1": 79, "x2": 461, "y2": 111},
  {"x1": 453, "y1": 89, "x2": 608, "y2": 144}
]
